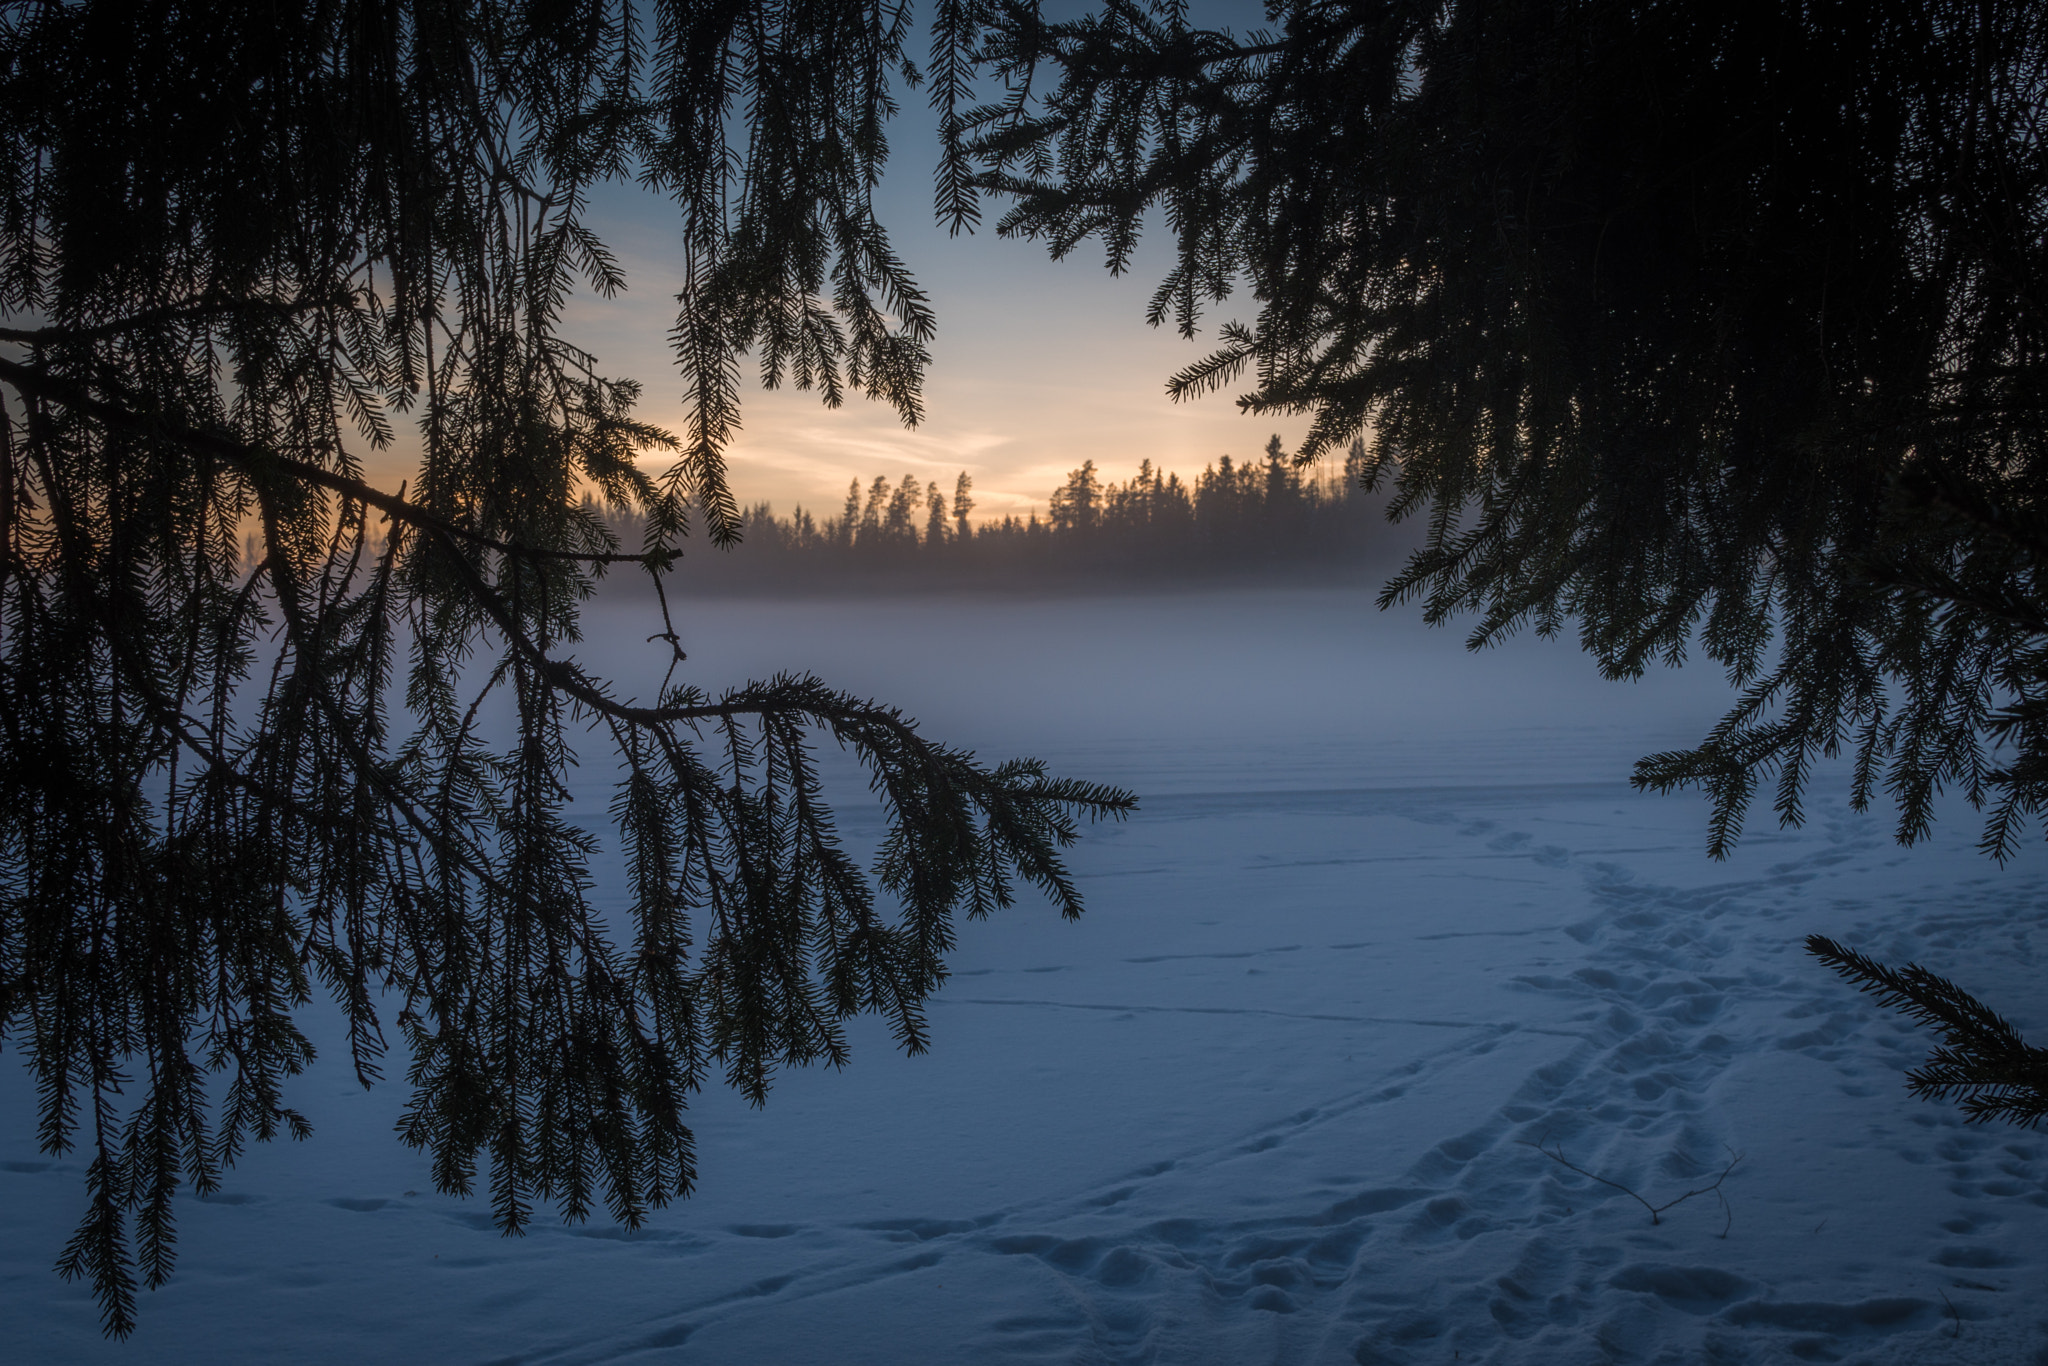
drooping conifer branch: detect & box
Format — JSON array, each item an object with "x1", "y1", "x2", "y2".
[
  {"x1": 0, "y1": 357, "x2": 651, "y2": 567},
  {"x1": 961, "y1": 0, "x2": 2048, "y2": 1136},
  {"x1": 0, "y1": 0, "x2": 1130, "y2": 1338},
  {"x1": 1808, "y1": 936, "x2": 2048, "y2": 1128}
]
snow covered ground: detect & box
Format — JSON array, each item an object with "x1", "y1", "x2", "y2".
[{"x1": 5, "y1": 588, "x2": 2047, "y2": 1364}]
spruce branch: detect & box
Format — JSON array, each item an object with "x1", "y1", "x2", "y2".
[
  {"x1": 0, "y1": 358, "x2": 657, "y2": 569},
  {"x1": 1807, "y1": 935, "x2": 2048, "y2": 1127},
  {"x1": 0, "y1": 10, "x2": 1133, "y2": 1317}
]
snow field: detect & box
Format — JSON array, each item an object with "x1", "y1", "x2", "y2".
[{"x1": 3, "y1": 590, "x2": 2045, "y2": 1364}]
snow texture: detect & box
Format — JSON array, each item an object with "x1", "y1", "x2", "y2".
[{"x1": 4, "y1": 589, "x2": 2046, "y2": 1364}]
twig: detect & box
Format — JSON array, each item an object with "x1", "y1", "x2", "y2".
[
  {"x1": 1520, "y1": 1134, "x2": 1742, "y2": 1232},
  {"x1": 1940, "y1": 1287, "x2": 1963, "y2": 1341}
]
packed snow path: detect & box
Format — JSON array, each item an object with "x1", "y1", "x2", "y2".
[{"x1": 3, "y1": 591, "x2": 2044, "y2": 1363}]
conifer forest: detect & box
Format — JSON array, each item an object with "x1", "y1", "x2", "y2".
[{"x1": 585, "y1": 440, "x2": 1403, "y2": 591}]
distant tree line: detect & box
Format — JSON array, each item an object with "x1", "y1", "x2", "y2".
[{"x1": 598, "y1": 437, "x2": 1409, "y2": 592}]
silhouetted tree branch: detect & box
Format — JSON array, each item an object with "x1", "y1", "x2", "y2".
[
  {"x1": 959, "y1": 0, "x2": 2048, "y2": 1133},
  {"x1": 0, "y1": 0, "x2": 1131, "y2": 1337}
]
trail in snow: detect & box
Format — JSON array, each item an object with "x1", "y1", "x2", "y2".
[{"x1": 3, "y1": 591, "x2": 2045, "y2": 1364}]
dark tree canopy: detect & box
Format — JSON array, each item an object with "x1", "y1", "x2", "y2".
[
  {"x1": 957, "y1": 0, "x2": 2047, "y2": 1120},
  {"x1": 6, "y1": 0, "x2": 2048, "y2": 1337},
  {"x1": 968, "y1": 0, "x2": 2048, "y2": 856},
  {"x1": 0, "y1": 0, "x2": 1132, "y2": 1335}
]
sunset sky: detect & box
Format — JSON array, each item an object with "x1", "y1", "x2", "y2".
[
  {"x1": 551, "y1": 189, "x2": 1309, "y2": 529},
  {"x1": 534, "y1": 12, "x2": 1310, "y2": 529}
]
